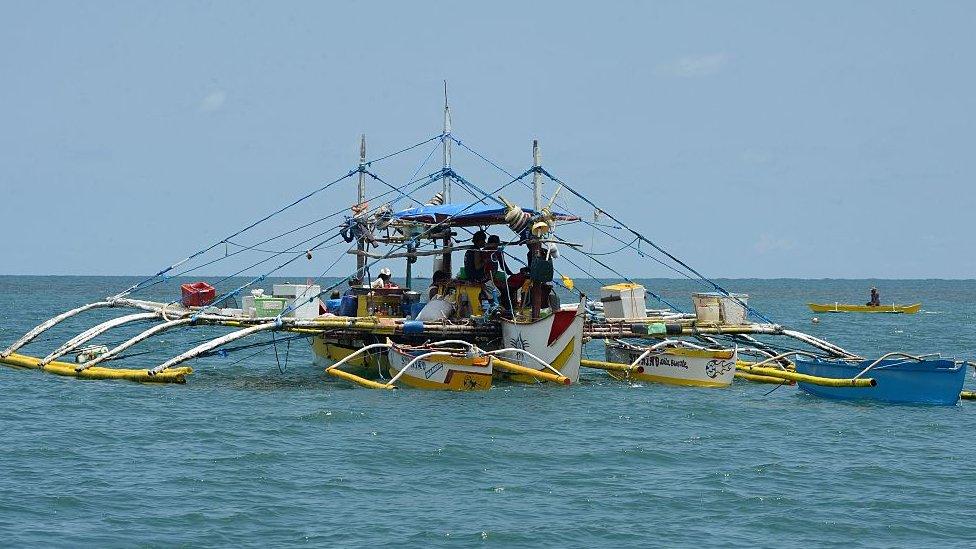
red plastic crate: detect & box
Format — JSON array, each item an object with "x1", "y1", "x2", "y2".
[{"x1": 181, "y1": 282, "x2": 216, "y2": 307}]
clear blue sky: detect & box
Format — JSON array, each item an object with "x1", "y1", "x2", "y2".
[{"x1": 1, "y1": 1, "x2": 973, "y2": 278}]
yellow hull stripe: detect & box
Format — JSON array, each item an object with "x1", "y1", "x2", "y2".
[
  {"x1": 313, "y1": 339, "x2": 386, "y2": 377},
  {"x1": 392, "y1": 369, "x2": 492, "y2": 391}
]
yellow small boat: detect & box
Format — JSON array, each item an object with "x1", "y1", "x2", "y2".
[{"x1": 807, "y1": 303, "x2": 921, "y2": 314}]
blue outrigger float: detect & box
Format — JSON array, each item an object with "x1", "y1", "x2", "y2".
[{"x1": 795, "y1": 354, "x2": 969, "y2": 406}]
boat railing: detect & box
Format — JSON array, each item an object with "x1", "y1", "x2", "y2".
[
  {"x1": 625, "y1": 339, "x2": 713, "y2": 370},
  {"x1": 387, "y1": 351, "x2": 456, "y2": 387},
  {"x1": 739, "y1": 350, "x2": 824, "y2": 371},
  {"x1": 851, "y1": 352, "x2": 943, "y2": 379},
  {"x1": 485, "y1": 347, "x2": 565, "y2": 378}
]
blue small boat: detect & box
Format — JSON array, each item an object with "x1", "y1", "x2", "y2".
[{"x1": 794, "y1": 356, "x2": 967, "y2": 405}]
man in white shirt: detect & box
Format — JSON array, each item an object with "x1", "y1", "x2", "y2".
[{"x1": 371, "y1": 267, "x2": 397, "y2": 288}]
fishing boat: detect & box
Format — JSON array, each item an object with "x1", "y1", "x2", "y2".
[
  {"x1": 604, "y1": 339, "x2": 737, "y2": 387},
  {"x1": 807, "y1": 303, "x2": 921, "y2": 314},
  {"x1": 794, "y1": 354, "x2": 967, "y2": 405},
  {"x1": 0, "y1": 90, "x2": 968, "y2": 407},
  {"x1": 386, "y1": 341, "x2": 493, "y2": 391}
]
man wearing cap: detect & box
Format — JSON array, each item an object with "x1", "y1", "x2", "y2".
[{"x1": 371, "y1": 267, "x2": 398, "y2": 289}]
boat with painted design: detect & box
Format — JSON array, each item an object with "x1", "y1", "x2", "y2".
[
  {"x1": 386, "y1": 342, "x2": 492, "y2": 391},
  {"x1": 604, "y1": 339, "x2": 737, "y2": 387}
]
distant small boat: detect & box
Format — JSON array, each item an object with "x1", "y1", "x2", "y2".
[
  {"x1": 794, "y1": 356, "x2": 966, "y2": 405},
  {"x1": 807, "y1": 303, "x2": 921, "y2": 314}
]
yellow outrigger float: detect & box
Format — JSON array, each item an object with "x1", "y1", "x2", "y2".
[{"x1": 807, "y1": 303, "x2": 921, "y2": 314}]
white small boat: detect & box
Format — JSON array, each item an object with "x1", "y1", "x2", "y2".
[{"x1": 605, "y1": 339, "x2": 737, "y2": 388}]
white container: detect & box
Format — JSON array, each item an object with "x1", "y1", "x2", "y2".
[
  {"x1": 692, "y1": 293, "x2": 722, "y2": 323},
  {"x1": 273, "y1": 283, "x2": 320, "y2": 298},
  {"x1": 719, "y1": 293, "x2": 749, "y2": 324},
  {"x1": 272, "y1": 283, "x2": 322, "y2": 319},
  {"x1": 600, "y1": 283, "x2": 647, "y2": 319},
  {"x1": 692, "y1": 292, "x2": 749, "y2": 324}
]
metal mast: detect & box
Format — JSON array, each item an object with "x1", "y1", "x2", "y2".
[
  {"x1": 441, "y1": 81, "x2": 452, "y2": 203},
  {"x1": 532, "y1": 139, "x2": 542, "y2": 211},
  {"x1": 356, "y1": 134, "x2": 367, "y2": 280}
]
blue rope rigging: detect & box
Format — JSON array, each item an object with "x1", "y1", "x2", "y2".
[
  {"x1": 448, "y1": 133, "x2": 757, "y2": 318},
  {"x1": 192, "y1": 231, "x2": 349, "y2": 322},
  {"x1": 112, "y1": 134, "x2": 441, "y2": 301},
  {"x1": 273, "y1": 169, "x2": 535, "y2": 320},
  {"x1": 112, "y1": 169, "x2": 358, "y2": 300},
  {"x1": 537, "y1": 166, "x2": 773, "y2": 324},
  {"x1": 445, "y1": 134, "x2": 700, "y2": 305},
  {"x1": 127, "y1": 161, "x2": 452, "y2": 296},
  {"x1": 559, "y1": 242, "x2": 685, "y2": 312}
]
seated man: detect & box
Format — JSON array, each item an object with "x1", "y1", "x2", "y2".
[
  {"x1": 343, "y1": 277, "x2": 362, "y2": 297},
  {"x1": 371, "y1": 267, "x2": 398, "y2": 289},
  {"x1": 867, "y1": 287, "x2": 880, "y2": 306}
]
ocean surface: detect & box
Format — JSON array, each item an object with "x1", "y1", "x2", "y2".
[{"x1": 1, "y1": 276, "x2": 975, "y2": 547}]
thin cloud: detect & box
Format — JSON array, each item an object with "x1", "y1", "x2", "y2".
[
  {"x1": 657, "y1": 52, "x2": 731, "y2": 78},
  {"x1": 199, "y1": 89, "x2": 227, "y2": 112},
  {"x1": 754, "y1": 233, "x2": 795, "y2": 255}
]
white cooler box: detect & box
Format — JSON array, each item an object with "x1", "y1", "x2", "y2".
[
  {"x1": 273, "y1": 283, "x2": 323, "y2": 319},
  {"x1": 600, "y1": 283, "x2": 647, "y2": 319}
]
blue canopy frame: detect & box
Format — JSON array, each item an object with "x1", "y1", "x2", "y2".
[{"x1": 392, "y1": 202, "x2": 578, "y2": 227}]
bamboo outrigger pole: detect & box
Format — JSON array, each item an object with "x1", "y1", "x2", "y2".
[
  {"x1": 39, "y1": 312, "x2": 160, "y2": 366},
  {"x1": 1, "y1": 301, "x2": 116, "y2": 358},
  {"x1": 76, "y1": 318, "x2": 193, "y2": 371},
  {"x1": 149, "y1": 321, "x2": 279, "y2": 375},
  {"x1": 735, "y1": 363, "x2": 876, "y2": 388}
]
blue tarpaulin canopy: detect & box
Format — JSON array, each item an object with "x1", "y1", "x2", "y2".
[{"x1": 392, "y1": 202, "x2": 578, "y2": 227}]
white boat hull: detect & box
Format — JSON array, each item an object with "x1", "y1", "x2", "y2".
[
  {"x1": 498, "y1": 308, "x2": 585, "y2": 383},
  {"x1": 606, "y1": 341, "x2": 737, "y2": 387}
]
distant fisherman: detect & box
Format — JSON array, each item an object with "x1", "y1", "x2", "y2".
[{"x1": 867, "y1": 287, "x2": 880, "y2": 307}]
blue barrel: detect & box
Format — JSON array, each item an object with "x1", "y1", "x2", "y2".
[
  {"x1": 338, "y1": 295, "x2": 358, "y2": 317},
  {"x1": 325, "y1": 298, "x2": 342, "y2": 313},
  {"x1": 402, "y1": 320, "x2": 425, "y2": 334}
]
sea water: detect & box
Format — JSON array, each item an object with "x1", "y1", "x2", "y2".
[{"x1": 1, "y1": 276, "x2": 975, "y2": 547}]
